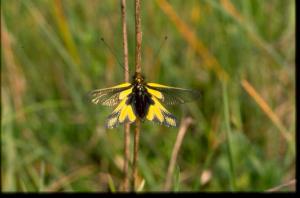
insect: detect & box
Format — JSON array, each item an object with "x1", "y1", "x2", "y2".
[{"x1": 89, "y1": 72, "x2": 200, "y2": 128}]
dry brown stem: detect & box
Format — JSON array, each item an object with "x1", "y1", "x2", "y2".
[
  {"x1": 121, "y1": 0, "x2": 130, "y2": 191},
  {"x1": 164, "y1": 117, "x2": 194, "y2": 191},
  {"x1": 134, "y1": 0, "x2": 142, "y2": 74},
  {"x1": 266, "y1": 179, "x2": 296, "y2": 192}
]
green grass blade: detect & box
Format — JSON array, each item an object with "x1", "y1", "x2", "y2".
[{"x1": 222, "y1": 82, "x2": 236, "y2": 191}]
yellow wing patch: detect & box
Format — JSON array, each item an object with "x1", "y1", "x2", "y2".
[
  {"x1": 146, "y1": 97, "x2": 177, "y2": 127},
  {"x1": 147, "y1": 83, "x2": 171, "y2": 88},
  {"x1": 106, "y1": 97, "x2": 136, "y2": 128},
  {"x1": 146, "y1": 87, "x2": 163, "y2": 100},
  {"x1": 147, "y1": 105, "x2": 163, "y2": 122},
  {"x1": 119, "y1": 105, "x2": 136, "y2": 122},
  {"x1": 111, "y1": 83, "x2": 132, "y2": 88},
  {"x1": 119, "y1": 88, "x2": 132, "y2": 100}
]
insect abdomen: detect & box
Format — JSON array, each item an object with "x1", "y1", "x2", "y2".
[{"x1": 128, "y1": 85, "x2": 153, "y2": 119}]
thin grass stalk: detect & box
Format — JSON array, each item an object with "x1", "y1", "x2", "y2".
[
  {"x1": 1, "y1": 15, "x2": 26, "y2": 124},
  {"x1": 222, "y1": 82, "x2": 236, "y2": 191},
  {"x1": 241, "y1": 80, "x2": 292, "y2": 144},
  {"x1": 39, "y1": 161, "x2": 45, "y2": 192},
  {"x1": 121, "y1": 0, "x2": 130, "y2": 192},
  {"x1": 132, "y1": 119, "x2": 141, "y2": 190},
  {"x1": 44, "y1": 165, "x2": 96, "y2": 192},
  {"x1": 156, "y1": 0, "x2": 228, "y2": 82},
  {"x1": 135, "y1": 0, "x2": 142, "y2": 74},
  {"x1": 52, "y1": 0, "x2": 91, "y2": 89},
  {"x1": 164, "y1": 117, "x2": 193, "y2": 191},
  {"x1": 265, "y1": 179, "x2": 296, "y2": 192},
  {"x1": 132, "y1": 0, "x2": 142, "y2": 191},
  {"x1": 53, "y1": 0, "x2": 81, "y2": 65},
  {"x1": 219, "y1": 0, "x2": 289, "y2": 68}
]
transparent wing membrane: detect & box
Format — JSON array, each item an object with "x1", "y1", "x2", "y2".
[
  {"x1": 89, "y1": 83, "x2": 132, "y2": 106},
  {"x1": 146, "y1": 83, "x2": 200, "y2": 105}
]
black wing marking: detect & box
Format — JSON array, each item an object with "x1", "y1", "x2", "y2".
[
  {"x1": 146, "y1": 83, "x2": 200, "y2": 105},
  {"x1": 89, "y1": 83, "x2": 132, "y2": 106}
]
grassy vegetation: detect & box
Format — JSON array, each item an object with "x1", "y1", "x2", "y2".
[{"x1": 1, "y1": 0, "x2": 295, "y2": 192}]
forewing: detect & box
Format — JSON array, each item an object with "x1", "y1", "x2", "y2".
[
  {"x1": 146, "y1": 83, "x2": 200, "y2": 105},
  {"x1": 89, "y1": 83, "x2": 132, "y2": 106}
]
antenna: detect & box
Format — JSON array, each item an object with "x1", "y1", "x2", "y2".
[
  {"x1": 152, "y1": 35, "x2": 168, "y2": 66},
  {"x1": 100, "y1": 37, "x2": 129, "y2": 73}
]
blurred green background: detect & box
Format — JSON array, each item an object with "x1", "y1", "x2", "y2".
[{"x1": 1, "y1": 0, "x2": 295, "y2": 192}]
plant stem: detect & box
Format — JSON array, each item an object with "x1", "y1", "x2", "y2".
[
  {"x1": 121, "y1": 0, "x2": 129, "y2": 81},
  {"x1": 121, "y1": 0, "x2": 130, "y2": 192},
  {"x1": 164, "y1": 117, "x2": 193, "y2": 191},
  {"x1": 132, "y1": 119, "x2": 141, "y2": 190},
  {"x1": 135, "y1": 0, "x2": 142, "y2": 73},
  {"x1": 132, "y1": 0, "x2": 142, "y2": 190}
]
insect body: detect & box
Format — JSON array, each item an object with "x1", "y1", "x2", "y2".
[{"x1": 89, "y1": 72, "x2": 200, "y2": 128}]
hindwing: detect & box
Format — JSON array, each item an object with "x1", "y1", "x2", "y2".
[
  {"x1": 146, "y1": 96, "x2": 177, "y2": 127},
  {"x1": 106, "y1": 98, "x2": 136, "y2": 128}
]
